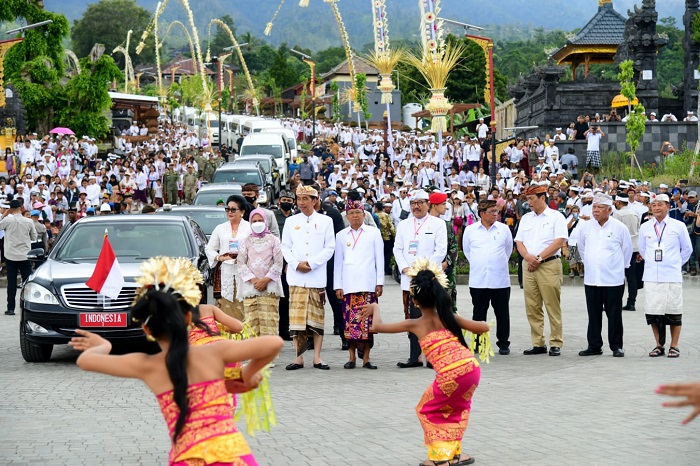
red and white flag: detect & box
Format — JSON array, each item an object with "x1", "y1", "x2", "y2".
[{"x1": 85, "y1": 233, "x2": 124, "y2": 299}]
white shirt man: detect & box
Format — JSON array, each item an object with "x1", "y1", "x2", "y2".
[
  {"x1": 553, "y1": 128, "x2": 567, "y2": 141},
  {"x1": 393, "y1": 190, "x2": 447, "y2": 367},
  {"x1": 612, "y1": 193, "x2": 641, "y2": 311},
  {"x1": 637, "y1": 194, "x2": 693, "y2": 358},
  {"x1": 476, "y1": 119, "x2": 488, "y2": 139},
  {"x1": 684, "y1": 112, "x2": 698, "y2": 122},
  {"x1": 462, "y1": 199, "x2": 513, "y2": 354},
  {"x1": 577, "y1": 193, "x2": 632, "y2": 357},
  {"x1": 391, "y1": 189, "x2": 410, "y2": 226},
  {"x1": 333, "y1": 205, "x2": 384, "y2": 368}
]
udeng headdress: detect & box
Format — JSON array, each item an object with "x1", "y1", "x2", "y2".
[
  {"x1": 133, "y1": 257, "x2": 202, "y2": 308},
  {"x1": 406, "y1": 257, "x2": 449, "y2": 294}
]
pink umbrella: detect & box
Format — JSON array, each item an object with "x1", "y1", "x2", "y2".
[{"x1": 49, "y1": 127, "x2": 75, "y2": 135}]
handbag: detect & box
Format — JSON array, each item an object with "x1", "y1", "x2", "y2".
[
  {"x1": 399, "y1": 198, "x2": 409, "y2": 220},
  {"x1": 212, "y1": 261, "x2": 222, "y2": 299}
]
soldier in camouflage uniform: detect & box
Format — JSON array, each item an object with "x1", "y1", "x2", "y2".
[
  {"x1": 428, "y1": 190, "x2": 459, "y2": 312},
  {"x1": 202, "y1": 153, "x2": 219, "y2": 183},
  {"x1": 182, "y1": 164, "x2": 198, "y2": 204},
  {"x1": 163, "y1": 163, "x2": 180, "y2": 205}
]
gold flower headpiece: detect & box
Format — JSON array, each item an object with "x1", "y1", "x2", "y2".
[
  {"x1": 133, "y1": 257, "x2": 203, "y2": 309},
  {"x1": 407, "y1": 257, "x2": 449, "y2": 294}
]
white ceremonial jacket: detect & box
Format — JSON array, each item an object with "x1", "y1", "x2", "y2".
[
  {"x1": 393, "y1": 214, "x2": 447, "y2": 290},
  {"x1": 281, "y1": 211, "x2": 335, "y2": 288},
  {"x1": 333, "y1": 225, "x2": 384, "y2": 294}
]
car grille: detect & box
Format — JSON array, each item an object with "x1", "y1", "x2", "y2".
[{"x1": 61, "y1": 284, "x2": 138, "y2": 310}]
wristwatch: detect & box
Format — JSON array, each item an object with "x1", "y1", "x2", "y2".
[{"x1": 536, "y1": 255, "x2": 543, "y2": 263}]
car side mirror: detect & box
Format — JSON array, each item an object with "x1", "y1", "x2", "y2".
[{"x1": 28, "y1": 248, "x2": 45, "y2": 261}]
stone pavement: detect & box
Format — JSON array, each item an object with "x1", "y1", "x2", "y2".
[{"x1": 1, "y1": 282, "x2": 700, "y2": 465}]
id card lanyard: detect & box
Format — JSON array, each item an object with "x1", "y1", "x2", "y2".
[{"x1": 654, "y1": 221, "x2": 666, "y2": 262}]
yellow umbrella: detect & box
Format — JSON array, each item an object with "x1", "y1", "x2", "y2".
[{"x1": 611, "y1": 94, "x2": 639, "y2": 108}]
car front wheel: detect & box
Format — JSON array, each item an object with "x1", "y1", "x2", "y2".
[{"x1": 20, "y1": 320, "x2": 53, "y2": 362}]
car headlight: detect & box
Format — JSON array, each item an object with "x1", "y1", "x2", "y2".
[{"x1": 23, "y1": 282, "x2": 59, "y2": 305}]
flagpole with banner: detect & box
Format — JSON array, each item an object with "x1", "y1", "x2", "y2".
[{"x1": 85, "y1": 229, "x2": 125, "y2": 301}]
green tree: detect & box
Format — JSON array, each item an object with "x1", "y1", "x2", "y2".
[
  {"x1": 267, "y1": 44, "x2": 297, "y2": 90},
  {"x1": 355, "y1": 73, "x2": 371, "y2": 121},
  {"x1": 208, "y1": 14, "x2": 236, "y2": 57},
  {"x1": 618, "y1": 60, "x2": 646, "y2": 176},
  {"x1": 314, "y1": 46, "x2": 346, "y2": 75},
  {"x1": 443, "y1": 35, "x2": 487, "y2": 104},
  {"x1": 2, "y1": 0, "x2": 70, "y2": 133},
  {"x1": 54, "y1": 54, "x2": 122, "y2": 140},
  {"x1": 656, "y1": 16, "x2": 684, "y2": 98},
  {"x1": 493, "y1": 30, "x2": 569, "y2": 84},
  {"x1": 70, "y1": 0, "x2": 154, "y2": 67}
]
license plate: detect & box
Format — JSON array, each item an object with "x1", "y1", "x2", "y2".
[{"x1": 79, "y1": 313, "x2": 128, "y2": 328}]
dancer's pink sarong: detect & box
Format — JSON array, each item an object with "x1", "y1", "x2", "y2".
[
  {"x1": 157, "y1": 379, "x2": 258, "y2": 466},
  {"x1": 189, "y1": 315, "x2": 242, "y2": 410},
  {"x1": 416, "y1": 329, "x2": 481, "y2": 463}
]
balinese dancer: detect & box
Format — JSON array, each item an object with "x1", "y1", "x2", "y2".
[
  {"x1": 361, "y1": 258, "x2": 489, "y2": 466},
  {"x1": 69, "y1": 256, "x2": 282, "y2": 465}
]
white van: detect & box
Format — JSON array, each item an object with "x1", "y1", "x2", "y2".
[
  {"x1": 238, "y1": 132, "x2": 290, "y2": 186},
  {"x1": 231, "y1": 115, "x2": 261, "y2": 149},
  {"x1": 198, "y1": 112, "x2": 220, "y2": 145},
  {"x1": 245, "y1": 119, "x2": 283, "y2": 135},
  {"x1": 260, "y1": 127, "x2": 298, "y2": 165}
]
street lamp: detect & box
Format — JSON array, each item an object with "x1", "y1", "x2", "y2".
[
  {"x1": 442, "y1": 17, "x2": 497, "y2": 187},
  {"x1": 290, "y1": 48, "x2": 316, "y2": 142},
  {"x1": 5, "y1": 20, "x2": 53, "y2": 38},
  {"x1": 211, "y1": 52, "x2": 233, "y2": 150}
]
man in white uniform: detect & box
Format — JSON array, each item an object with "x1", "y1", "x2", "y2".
[
  {"x1": 393, "y1": 189, "x2": 447, "y2": 367},
  {"x1": 462, "y1": 199, "x2": 513, "y2": 355},
  {"x1": 638, "y1": 194, "x2": 693, "y2": 359},
  {"x1": 281, "y1": 185, "x2": 336, "y2": 370},
  {"x1": 334, "y1": 198, "x2": 384, "y2": 370},
  {"x1": 577, "y1": 193, "x2": 632, "y2": 357}
]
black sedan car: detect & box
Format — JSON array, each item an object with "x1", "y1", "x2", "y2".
[
  {"x1": 20, "y1": 215, "x2": 211, "y2": 362},
  {"x1": 154, "y1": 205, "x2": 226, "y2": 239}
]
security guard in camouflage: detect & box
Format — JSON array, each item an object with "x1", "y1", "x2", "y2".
[
  {"x1": 163, "y1": 163, "x2": 180, "y2": 205},
  {"x1": 182, "y1": 165, "x2": 198, "y2": 204}
]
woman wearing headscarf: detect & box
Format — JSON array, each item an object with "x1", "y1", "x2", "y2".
[{"x1": 237, "y1": 208, "x2": 284, "y2": 336}]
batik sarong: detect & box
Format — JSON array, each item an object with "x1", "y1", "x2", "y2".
[
  {"x1": 343, "y1": 292, "x2": 375, "y2": 352},
  {"x1": 243, "y1": 294, "x2": 280, "y2": 336},
  {"x1": 157, "y1": 379, "x2": 258, "y2": 466},
  {"x1": 289, "y1": 286, "x2": 325, "y2": 357},
  {"x1": 416, "y1": 329, "x2": 481, "y2": 463}
]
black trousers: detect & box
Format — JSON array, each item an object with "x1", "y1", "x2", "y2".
[
  {"x1": 383, "y1": 238, "x2": 394, "y2": 275},
  {"x1": 636, "y1": 257, "x2": 644, "y2": 289},
  {"x1": 326, "y1": 257, "x2": 345, "y2": 343},
  {"x1": 584, "y1": 284, "x2": 624, "y2": 351},
  {"x1": 623, "y1": 253, "x2": 640, "y2": 305},
  {"x1": 408, "y1": 298, "x2": 422, "y2": 362},
  {"x1": 6, "y1": 259, "x2": 32, "y2": 312},
  {"x1": 470, "y1": 287, "x2": 511, "y2": 350},
  {"x1": 278, "y1": 260, "x2": 291, "y2": 339}
]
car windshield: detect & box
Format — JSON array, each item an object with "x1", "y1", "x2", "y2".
[
  {"x1": 207, "y1": 120, "x2": 219, "y2": 128},
  {"x1": 286, "y1": 137, "x2": 296, "y2": 150},
  {"x1": 239, "y1": 159, "x2": 271, "y2": 173},
  {"x1": 194, "y1": 192, "x2": 231, "y2": 205},
  {"x1": 55, "y1": 223, "x2": 191, "y2": 262},
  {"x1": 212, "y1": 170, "x2": 262, "y2": 184},
  {"x1": 160, "y1": 210, "x2": 226, "y2": 236},
  {"x1": 240, "y1": 144, "x2": 283, "y2": 158}
]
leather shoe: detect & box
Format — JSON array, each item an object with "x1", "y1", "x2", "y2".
[
  {"x1": 613, "y1": 348, "x2": 625, "y2": 358},
  {"x1": 285, "y1": 363, "x2": 304, "y2": 370},
  {"x1": 341, "y1": 342, "x2": 349, "y2": 351},
  {"x1": 622, "y1": 304, "x2": 636, "y2": 311},
  {"x1": 579, "y1": 348, "x2": 603, "y2": 356},
  {"x1": 363, "y1": 362, "x2": 378, "y2": 370},
  {"x1": 343, "y1": 361, "x2": 356, "y2": 369},
  {"x1": 498, "y1": 348, "x2": 510, "y2": 355},
  {"x1": 426, "y1": 362, "x2": 433, "y2": 369},
  {"x1": 313, "y1": 362, "x2": 330, "y2": 370},
  {"x1": 549, "y1": 346, "x2": 561, "y2": 356},
  {"x1": 397, "y1": 360, "x2": 423, "y2": 368},
  {"x1": 523, "y1": 346, "x2": 547, "y2": 355},
  {"x1": 4, "y1": 310, "x2": 15, "y2": 316}
]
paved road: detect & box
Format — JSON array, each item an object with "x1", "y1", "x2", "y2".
[{"x1": 1, "y1": 282, "x2": 699, "y2": 465}]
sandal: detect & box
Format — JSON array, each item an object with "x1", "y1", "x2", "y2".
[
  {"x1": 419, "y1": 462, "x2": 450, "y2": 466},
  {"x1": 668, "y1": 347, "x2": 680, "y2": 358},
  {"x1": 648, "y1": 346, "x2": 665, "y2": 357},
  {"x1": 452, "y1": 455, "x2": 476, "y2": 465}
]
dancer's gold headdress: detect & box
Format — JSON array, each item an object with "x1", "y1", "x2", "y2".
[{"x1": 133, "y1": 257, "x2": 203, "y2": 308}]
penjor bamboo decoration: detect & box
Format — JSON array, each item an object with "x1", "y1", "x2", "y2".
[
  {"x1": 324, "y1": 0, "x2": 359, "y2": 114},
  {"x1": 207, "y1": 19, "x2": 259, "y2": 115},
  {"x1": 264, "y1": 0, "x2": 287, "y2": 36},
  {"x1": 407, "y1": 0, "x2": 464, "y2": 135}
]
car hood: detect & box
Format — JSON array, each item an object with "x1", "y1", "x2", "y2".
[{"x1": 33, "y1": 260, "x2": 145, "y2": 284}]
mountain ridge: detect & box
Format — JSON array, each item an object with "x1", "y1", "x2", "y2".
[{"x1": 44, "y1": 0, "x2": 685, "y2": 51}]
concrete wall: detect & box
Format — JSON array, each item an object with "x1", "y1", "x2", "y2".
[{"x1": 520, "y1": 122, "x2": 697, "y2": 169}]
